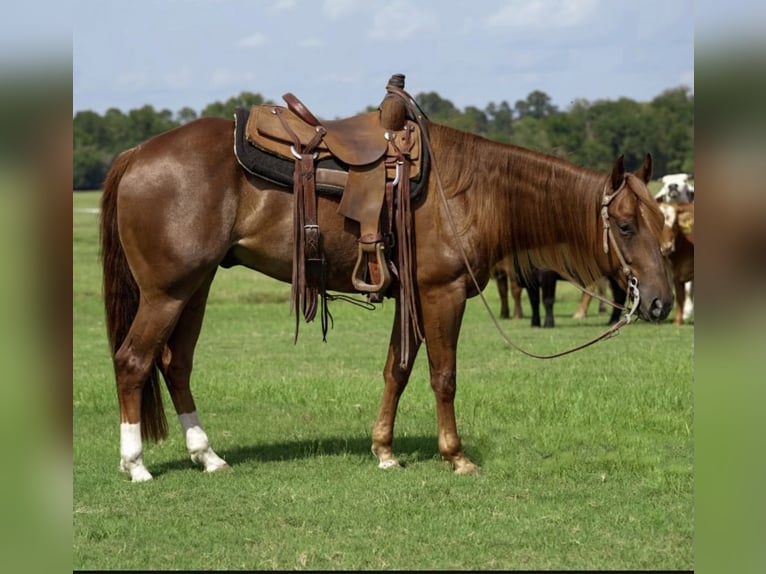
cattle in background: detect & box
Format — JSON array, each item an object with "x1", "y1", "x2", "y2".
[
  {"x1": 655, "y1": 173, "x2": 694, "y2": 203},
  {"x1": 659, "y1": 202, "x2": 694, "y2": 325}
]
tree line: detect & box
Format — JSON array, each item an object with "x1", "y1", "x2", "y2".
[{"x1": 73, "y1": 87, "x2": 693, "y2": 190}]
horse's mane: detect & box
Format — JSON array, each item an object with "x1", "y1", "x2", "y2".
[{"x1": 426, "y1": 123, "x2": 661, "y2": 287}]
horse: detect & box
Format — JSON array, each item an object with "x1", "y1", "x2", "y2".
[
  {"x1": 571, "y1": 276, "x2": 627, "y2": 325},
  {"x1": 491, "y1": 259, "x2": 560, "y2": 327},
  {"x1": 100, "y1": 95, "x2": 673, "y2": 481},
  {"x1": 658, "y1": 201, "x2": 694, "y2": 325},
  {"x1": 490, "y1": 258, "x2": 524, "y2": 320},
  {"x1": 493, "y1": 259, "x2": 627, "y2": 327}
]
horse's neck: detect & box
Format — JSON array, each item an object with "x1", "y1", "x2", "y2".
[{"x1": 429, "y1": 124, "x2": 604, "y2": 281}]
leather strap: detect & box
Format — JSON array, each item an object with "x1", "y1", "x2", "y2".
[
  {"x1": 274, "y1": 107, "x2": 324, "y2": 335},
  {"x1": 283, "y1": 92, "x2": 321, "y2": 127}
]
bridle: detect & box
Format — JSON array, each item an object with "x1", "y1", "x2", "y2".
[{"x1": 598, "y1": 179, "x2": 641, "y2": 323}]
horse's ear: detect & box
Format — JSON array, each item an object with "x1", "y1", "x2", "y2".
[
  {"x1": 611, "y1": 155, "x2": 625, "y2": 191},
  {"x1": 634, "y1": 153, "x2": 653, "y2": 184}
]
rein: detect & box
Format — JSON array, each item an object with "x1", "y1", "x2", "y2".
[{"x1": 388, "y1": 85, "x2": 641, "y2": 359}]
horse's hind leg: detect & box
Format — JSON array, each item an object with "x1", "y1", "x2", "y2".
[
  {"x1": 371, "y1": 299, "x2": 422, "y2": 469},
  {"x1": 115, "y1": 298, "x2": 185, "y2": 482},
  {"x1": 159, "y1": 274, "x2": 228, "y2": 473}
]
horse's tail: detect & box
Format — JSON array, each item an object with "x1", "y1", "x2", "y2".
[{"x1": 100, "y1": 149, "x2": 168, "y2": 442}]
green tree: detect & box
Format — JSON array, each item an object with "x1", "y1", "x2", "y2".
[
  {"x1": 485, "y1": 101, "x2": 513, "y2": 142},
  {"x1": 201, "y1": 91, "x2": 268, "y2": 119},
  {"x1": 73, "y1": 144, "x2": 110, "y2": 190},
  {"x1": 451, "y1": 105, "x2": 489, "y2": 135},
  {"x1": 509, "y1": 116, "x2": 552, "y2": 152},
  {"x1": 176, "y1": 106, "x2": 198, "y2": 125},
  {"x1": 515, "y1": 90, "x2": 558, "y2": 120},
  {"x1": 415, "y1": 91, "x2": 460, "y2": 122},
  {"x1": 650, "y1": 87, "x2": 694, "y2": 175}
]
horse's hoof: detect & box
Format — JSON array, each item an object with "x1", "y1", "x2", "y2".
[
  {"x1": 378, "y1": 459, "x2": 401, "y2": 470},
  {"x1": 120, "y1": 460, "x2": 153, "y2": 482},
  {"x1": 454, "y1": 462, "x2": 480, "y2": 476},
  {"x1": 206, "y1": 463, "x2": 231, "y2": 473}
]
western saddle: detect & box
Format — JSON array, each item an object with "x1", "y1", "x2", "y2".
[{"x1": 240, "y1": 74, "x2": 426, "y2": 361}]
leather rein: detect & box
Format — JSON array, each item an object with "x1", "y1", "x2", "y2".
[{"x1": 387, "y1": 85, "x2": 641, "y2": 359}]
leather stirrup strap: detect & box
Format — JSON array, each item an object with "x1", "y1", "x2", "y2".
[
  {"x1": 392, "y1": 124, "x2": 423, "y2": 367},
  {"x1": 274, "y1": 108, "x2": 325, "y2": 339}
]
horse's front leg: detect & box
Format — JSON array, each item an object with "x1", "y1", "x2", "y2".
[
  {"x1": 371, "y1": 299, "x2": 422, "y2": 469},
  {"x1": 420, "y1": 284, "x2": 479, "y2": 475}
]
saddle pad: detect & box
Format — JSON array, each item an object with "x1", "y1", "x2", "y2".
[{"x1": 234, "y1": 107, "x2": 346, "y2": 195}]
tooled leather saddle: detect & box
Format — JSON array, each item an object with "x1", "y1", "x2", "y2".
[{"x1": 233, "y1": 74, "x2": 428, "y2": 360}]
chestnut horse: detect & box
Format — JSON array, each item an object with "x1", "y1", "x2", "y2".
[{"x1": 101, "y1": 112, "x2": 672, "y2": 481}]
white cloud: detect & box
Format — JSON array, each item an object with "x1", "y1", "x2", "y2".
[
  {"x1": 271, "y1": 0, "x2": 296, "y2": 11},
  {"x1": 238, "y1": 33, "x2": 268, "y2": 48},
  {"x1": 163, "y1": 67, "x2": 193, "y2": 90},
  {"x1": 299, "y1": 37, "x2": 325, "y2": 48},
  {"x1": 112, "y1": 70, "x2": 147, "y2": 92},
  {"x1": 322, "y1": 0, "x2": 358, "y2": 21},
  {"x1": 486, "y1": 0, "x2": 599, "y2": 31},
  {"x1": 368, "y1": 0, "x2": 430, "y2": 41},
  {"x1": 211, "y1": 68, "x2": 256, "y2": 89}
]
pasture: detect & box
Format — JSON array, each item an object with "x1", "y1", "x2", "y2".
[{"x1": 73, "y1": 190, "x2": 692, "y2": 570}]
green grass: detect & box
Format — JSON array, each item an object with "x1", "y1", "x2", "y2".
[{"x1": 73, "y1": 190, "x2": 693, "y2": 570}]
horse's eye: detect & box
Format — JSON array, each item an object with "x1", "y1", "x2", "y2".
[{"x1": 617, "y1": 221, "x2": 635, "y2": 237}]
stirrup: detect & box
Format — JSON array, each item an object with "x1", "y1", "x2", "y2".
[{"x1": 352, "y1": 241, "x2": 391, "y2": 293}]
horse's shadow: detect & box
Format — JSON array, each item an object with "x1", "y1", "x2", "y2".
[{"x1": 151, "y1": 434, "x2": 447, "y2": 477}]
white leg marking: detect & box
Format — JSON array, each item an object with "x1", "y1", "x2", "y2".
[
  {"x1": 179, "y1": 412, "x2": 228, "y2": 472},
  {"x1": 119, "y1": 422, "x2": 153, "y2": 482},
  {"x1": 682, "y1": 281, "x2": 694, "y2": 320}
]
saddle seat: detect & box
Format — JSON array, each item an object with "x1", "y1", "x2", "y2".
[
  {"x1": 245, "y1": 96, "x2": 420, "y2": 174},
  {"x1": 282, "y1": 92, "x2": 391, "y2": 166}
]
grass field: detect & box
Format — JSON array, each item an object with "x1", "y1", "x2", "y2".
[{"x1": 73, "y1": 189, "x2": 693, "y2": 570}]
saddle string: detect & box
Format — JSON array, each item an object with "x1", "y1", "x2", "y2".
[
  {"x1": 274, "y1": 106, "x2": 328, "y2": 342},
  {"x1": 390, "y1": 83, "x2": 641, "y2": 358}
]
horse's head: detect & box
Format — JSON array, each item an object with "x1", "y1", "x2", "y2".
[{"x1": 598, "y1": 154, "x2": 673, "y2": 322}]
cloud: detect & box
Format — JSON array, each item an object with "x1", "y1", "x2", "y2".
[
  {"x1": 368, "y1": 0, "x2": 430, "y2": 41},
  {"x1": 162, "y1": 67, "x2": 193, "y2": 90},
  {"x1": 322, "y1": 0, "x2": 358, "y2": 21},
  {"x1": 238, "y1": 33, "x2": 268, "y2": 48},
  {"x1": 112, "y1": 70, "x2": 147, "y2": 92},
  {"x1": 211, "y1": 68, "x2": 256, "y2": 89},
  {"x1": 299, "y1": 37, "x2": 325, "y2": 48},
  {"x1": 486, "y1": 0, "x2": 599, "y2": 31},
  {"x1": 271, "y1": 0, "x2": 296, "y2": 11}
]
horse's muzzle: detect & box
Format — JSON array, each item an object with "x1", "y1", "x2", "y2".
[{"x1": 644, "y1": 296, "x2": 672, "y2": 322}]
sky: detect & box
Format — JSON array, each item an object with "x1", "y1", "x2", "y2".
[{"x1": 71, "y1": 0, "x2": 697, "y2": 119}]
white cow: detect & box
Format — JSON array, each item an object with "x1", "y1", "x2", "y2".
[{"x1": 655, "y1": 173, "x2": 694, "y2": 203}]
